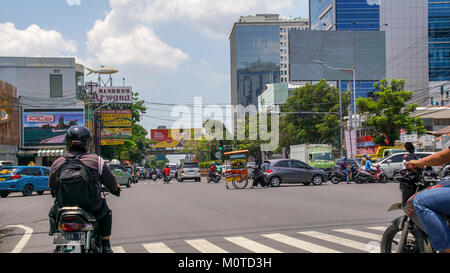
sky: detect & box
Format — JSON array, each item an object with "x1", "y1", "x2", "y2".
[{"x1": 0, "y1": 0, "x2": 309, "y2": 131}]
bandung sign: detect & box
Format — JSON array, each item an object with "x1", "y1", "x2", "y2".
[{"x1": 91, "y1": 87, "x2": 132, "y2": 104}]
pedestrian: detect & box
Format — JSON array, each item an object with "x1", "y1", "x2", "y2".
[{"x1": 250, "y1": 159, "x2": 266, "y2": 189}]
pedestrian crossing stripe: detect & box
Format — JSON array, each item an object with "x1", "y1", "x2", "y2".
[{"x1": 109, "y1": 226, "x2": 387, "y2": 253}]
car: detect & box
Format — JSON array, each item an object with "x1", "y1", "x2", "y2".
[
  {"x1": 176, "y1": 162, "x2": 201, "y2": 182},
  {"x1": 108, "y1": 164, "x2": 133, "y2": 188},
  {"x1": 375, "y1": 152, "x2": 435, "y2": 179},
  {"x1": 262, "y1": 159, "x2": 327, "y2": 187},
  {"x1": 169, "y1": 163, "x2": 178, "y2": 177},
  {"x1": 124, "y1": 166, "x2": 139, "y2": 183},
  {"x1": 334, "y1": 158, "x2": 360, "y2": 171},
  {"x1": 0, "y1": 166, "x2": 51, "y2": 197},
  {"x1": 0, "y1": 161, "x2": 13, "y2": 168}
]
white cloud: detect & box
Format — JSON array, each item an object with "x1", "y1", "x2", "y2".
[
  {"x1": 66, "y1": 0, "x2": 81, "y2": 6},
  {"x1": 0, "y1": 22, "x2": 77, "y2": 57}
]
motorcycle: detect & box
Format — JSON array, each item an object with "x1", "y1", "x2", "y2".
[
  {"x1": 163, "y1": 174, "x2": 171, "y2": 184},
  {"x1": 380, "y1": 142, "x2": 448, "y2": 253},
  {"x1": 52, "y1": 188, "x2": 119, "y2": 253},
  {"x1": 441, "y1": 163, "x2": 450, "y2": 178},
  {"x1": 329, "y1": 165, "x2": 359, "y2": 184},
  {"x1": 355, "y1": 164, "x2": 387, "y2": 184},
  {"x1": 207, "y1": 171, "x2": 221, "y2": 183}
]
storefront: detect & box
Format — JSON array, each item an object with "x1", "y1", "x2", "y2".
[{"x1": 18, "y1": 148, "x2": 66, "y2": 166}]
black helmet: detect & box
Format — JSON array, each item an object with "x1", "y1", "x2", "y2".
[{"x1": 65, "y1": 126, "x2": 92, "y2": 153}]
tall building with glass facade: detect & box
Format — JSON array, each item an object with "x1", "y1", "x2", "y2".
[{"x1": 229, "y1": 14, "x2": 308, "y2": 107}]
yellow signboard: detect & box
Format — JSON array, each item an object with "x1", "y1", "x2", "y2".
[
  {"x1": 99, "y1": 109, "x2": 132, "y2": 127},
  {"x1": 101, "y1": 139, "x2": 125, "y2": 146}
]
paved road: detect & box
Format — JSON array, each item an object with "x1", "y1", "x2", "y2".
[{"x1": 0, "y1": 178, "x2": 403, "y2": 253}]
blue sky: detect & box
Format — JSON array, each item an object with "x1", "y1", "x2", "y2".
[{"x1": 0, "y1": 0, "x2": 309, "y2": 130}]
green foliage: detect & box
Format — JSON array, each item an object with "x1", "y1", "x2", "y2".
[
  {"x1": 356, "y1": 79, "x2": 426, "y2": 146},
  {"x1": 280, "y1": 79, "x2": 351, "y2": 149}
]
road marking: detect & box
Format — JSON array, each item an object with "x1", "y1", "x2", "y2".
[
  {"x1": 262, "y1": 233, "x2": 340, "y2": 253},
  {"x1": 112, "y1": 246, "x2": 126, "y2": 253},
  {"x1": 6, "y1": 225, "x2": 33, "y2": 253},
  {"x1": 299, "y1": 231, "x2": 379, "y2": 253},
  {"x1": 143, "y1": 242, "x2": 175, "y2": 253},
  {"x1": 224, "y1": 236, "x2": 282, "y2": 253},
  {"x1": 366, "y1": 226, "x2": 387, "y2": 232},
  {"x1": 185, "y1": 239, "x2": 228, "y2": 253},
  {"x1": 333, "y1": 229, "x2": 382, "y2": 241}
]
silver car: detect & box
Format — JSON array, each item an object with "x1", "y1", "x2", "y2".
[
  {"x1": 176, "y1": 162, "x2": 201, "y2": 182},
  {"x1": 108, "y1": 164, "x2": 133, "y2": 188},
  {"x1": 376, "y1": 152, "x2": 435, "y2": 179},
  {"x1": 262, "y1": 159, "x2": 327, "y2": 187}
]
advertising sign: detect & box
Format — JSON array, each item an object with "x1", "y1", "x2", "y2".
[
  {"x1": 400, "y1": 128, "x2": 418, "y2": 143},
  {"x1": 99, "y1": 109, "x2": 132, "y2": 127},
  {"x1": 91, "y1": 86, "x2": 132, "y2": 104},
  {"x1": 151, "y1": 129, "x2": 202, "y2": 148},
  {"x1": 101, "y1": 127, "x2": 132, "y2": 139},
  {"x1": 101, "y1": 139, "x2": 125, "y2": 146},
  {"x1": 23, "y1": 108, "x2": 85, "y2": 147}
]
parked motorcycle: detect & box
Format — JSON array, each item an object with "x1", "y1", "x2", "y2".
[
  {"x1": 329, "y1": 165, "x2": 359, "y2": 184},
  {"x1": 355, "y1": 164, "x2": 387, "y2": 184},
  {"x1": 380, "y1": 142, "x2": 448, "y2": 253},
  {"x1": 52, "y1": 188, "x2": 119, "y2": 253}
]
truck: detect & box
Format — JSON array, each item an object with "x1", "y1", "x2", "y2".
[
  {"x1": 290, "y1": 144, "x2": 334, "y2": 170},
  {"x1": 355, "y1": 146, "x2": 405, "y2": 161}
]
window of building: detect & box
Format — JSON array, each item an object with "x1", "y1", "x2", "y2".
[{"x1": 50, "y1": 74, "x2": 63, "y2": 98}]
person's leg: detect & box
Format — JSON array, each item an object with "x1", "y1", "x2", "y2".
[
  {"x1": 413, "y1": 186, "x2": 450, "y2": 252},
  {"x1": 97, "y1": 209, "x2": 113, "y2": 253},
  {"x1": 344, "y1": 170, "x2": 350, "y2": 183}
]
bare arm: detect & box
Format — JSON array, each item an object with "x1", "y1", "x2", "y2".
[{"x1": 406, "y1": 147, "x2": 450, "y2": 169}]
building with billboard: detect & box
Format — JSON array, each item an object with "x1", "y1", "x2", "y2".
[
  {"x1": 0, "y1": 57, "x2": 85, "y2": 165},
  {"x1": 289, "y1": 30, "x2": 386, "y2": 107},
  {"x1": 309, "y1": 0, "x2": 450, "y2": 106},
  {"x1": 229, "y1": 14, "x2": 309, "y2": 107}
]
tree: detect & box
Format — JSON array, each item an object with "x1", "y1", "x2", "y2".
[
  {"x1": 280, "y1": 80, "x2": 351, "y2": 151},
  {"x1": 356, "y1": 78, "x2": 426, "y2": 146}
]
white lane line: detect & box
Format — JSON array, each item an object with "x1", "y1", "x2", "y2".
[
  {"x1": 262, "y1": 233, "x2": 340, "y2": 253},
  {"x1": 333, "y1": 229, "x2": 382, "y2": 241},
  {"x1": 224, "y1": 236, "x2": 282, "y2": 253},
  {"x1": 112, "y1": 246, "x2": 126, "y2": 253},
  {"x1": 185, "y1": 239, "x2": 228, "y2": 253},
  {"x1": 299, "y1": 231, "x2": 380, "y2": 253},
  {"x1": 366, "y1": 226, "x2": 387, "y2": 232},
  {"x1": 143, "y1": 242, "x2": 175, "y2": 253},
  {"x1": 6, "y1": 225, "x2": 33, "y2": 253}
]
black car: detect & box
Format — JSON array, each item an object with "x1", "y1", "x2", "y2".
[{"x1": 262, "y1": 159, "x2": 327, "y2": 187}]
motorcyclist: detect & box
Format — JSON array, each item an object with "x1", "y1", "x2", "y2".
[
  {"x1": 209, "y1": 162, "x2": 218, "y2": 180},
  {"x1": 48, "y1": 126, "x2": 120, "y2": 253},
  {"x1": 340, "y1": 157, "x2": 350, "y2": 184},
  {"x1": 163, "y1": 164, "x2": 171, "y2": 180},
  {"x1": 364, "y1": 155, "x2": 373, "y2": 172},
  {"x1": 401, "y1": 154, "x2": 409, "y2": 170},
  {"x1": 406, "y1": 146, "x2": 450, "y2": 253}
]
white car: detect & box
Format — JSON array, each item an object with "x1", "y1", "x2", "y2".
[
  {"x1": 376, "y1": 152, "x2": 435, "y2": 179},
  {"x1": 176, "y1": 162, "x2": 201, "y2": 182}
]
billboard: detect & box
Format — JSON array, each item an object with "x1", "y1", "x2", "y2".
[
  {"x1": 23, "y1": 108, "x2": 85, "y2": 147},
  {"x1": 99, "y1": 109, "x2": 132, "y2": 127},
  {"x1": 101, "y1": 127, "x2": 132, "y2": 139},
  {"x1": 90, "y1": 86, "x2": 132, "y2": 104},
  {"x1": 151, "y1": 129, "x2": 202, "y2": 148}
]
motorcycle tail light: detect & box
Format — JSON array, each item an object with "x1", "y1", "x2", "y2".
[
  {"x1": 59, "y1": 223, "x2": 84, "y2": 232},
  {"x1": 181, "y1": 169, "x2": 184, "y2": 173}
]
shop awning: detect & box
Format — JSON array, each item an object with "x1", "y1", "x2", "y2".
[{"x1": 38, "y1": 149, "x2": 65, "y2": 157}]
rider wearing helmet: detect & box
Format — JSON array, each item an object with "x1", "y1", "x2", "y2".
[
  {"x1": 406, "y1": 146, "x2": 450, "y2": 253},
  {"x1": 340, "y1": 157, "x2": 350, "y2": 184},
  {"x1": 163, "y1": 164, "x2": 171, "y2": 178},
  {"x1": 48, "y1": 126, "x2": 120, "y2": 253}
]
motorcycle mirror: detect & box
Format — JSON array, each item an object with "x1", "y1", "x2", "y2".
[{"x1": 404, "y1": 142, "x2": 415, "y2": 154}]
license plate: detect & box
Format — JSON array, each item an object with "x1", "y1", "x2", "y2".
[{"x1": 53, "y1": 233, "x2": 85, "y2": 246}]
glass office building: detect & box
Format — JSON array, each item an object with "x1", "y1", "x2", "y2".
[
  {"x1": 234, "y1": 25, "x2": 281, "y2": 107},
  {"x1": 429, "y1": 0, "x2": 450, "y2": 82},
  {"x1": 310, "y1": 0, "x2": 380, "y2": 31}
]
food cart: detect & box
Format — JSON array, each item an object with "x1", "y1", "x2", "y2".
[{"x1": 224, "y1": 150, "x2": 249, "y2": 189}]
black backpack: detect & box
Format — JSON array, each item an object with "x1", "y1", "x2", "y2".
[{"x1": 55, "y1": 154, "x2": 101, "y2": 209}]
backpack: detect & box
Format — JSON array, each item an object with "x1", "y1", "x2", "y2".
[{"x1": 55, "y1": 154, "x2": 101, "y2": 210}]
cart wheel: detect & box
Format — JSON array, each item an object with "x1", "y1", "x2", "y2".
[{"x1": 232, "y1": 177, "x2": 248, "y2": 189}]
